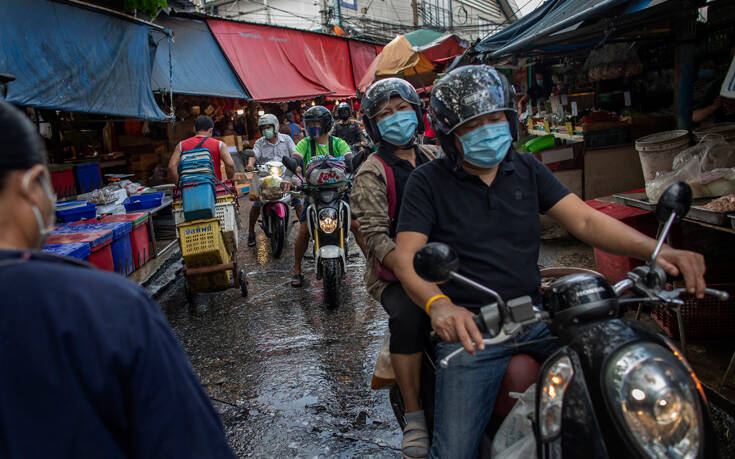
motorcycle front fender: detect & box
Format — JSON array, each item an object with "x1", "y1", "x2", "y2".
[{"x1": 266, "y1": 202, "x2": 288, "y2": 218}]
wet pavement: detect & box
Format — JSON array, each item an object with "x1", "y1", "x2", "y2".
[
  {"x1": 154, "y1": 200, "x2": 734, "y2": 457},
  {"x1": 156, "y1": 201, "x2": 401, "y2": 457}
]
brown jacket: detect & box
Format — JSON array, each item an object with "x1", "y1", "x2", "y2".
[{"x1": 352, "y1": 146, "x2": 438, "y2": 301}]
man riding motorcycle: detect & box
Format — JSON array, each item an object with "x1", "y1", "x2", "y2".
[
  {"x1": 392, "y1": 65, "x2": 708, "y2": 458},
  {"x1": 332, "y1": 102, "x2": 365, "y2": 147},
  {"x1": 352, "y1": 78, "x2": 435, "y2": 459},
  {"x1": 291, "y1": 105, "x2": 366, "y2": 288},
  {"x1": 247, "y1": 113, "x2": 302, "y2": 247}
]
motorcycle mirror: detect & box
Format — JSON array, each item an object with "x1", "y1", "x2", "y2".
[
  {"x1": 655, "y1": 181, "x2": 692, "y2": 223},
  {"x1": 344, "y1": 155, "x2": 354, "y2": 174},
  {"x1": 282, "y1": 155, "x2": 299, "y2": 173},
  {"x1": 413, "y1": 242, "x2": 459, "y2": 283},
  {"x1": 242, "y1": 149, "x2": 255, "y2": 158}
]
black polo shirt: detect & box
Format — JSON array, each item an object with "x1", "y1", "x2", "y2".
[
  {"x1": 397, "y1": 150, "x2": 570, "y2": 311},
  {"x1": 376, "y1": 145, "x2": 429, "y2": 237}
]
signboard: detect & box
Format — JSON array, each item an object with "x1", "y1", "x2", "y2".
[
  {"x1": 341, "y1": 0, "x2": 357, "y2": 10},
  {"x1": 721, "y1": 54, "x2": 735, "y2": 99}
]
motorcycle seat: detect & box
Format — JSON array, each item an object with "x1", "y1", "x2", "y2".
[{"x1": 492, "y1": 354, "x2": 540, "y2": 418}]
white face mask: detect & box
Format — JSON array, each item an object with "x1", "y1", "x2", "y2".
[{"x1": 22, "y1": 169, "x2": 56, "y2": 248}]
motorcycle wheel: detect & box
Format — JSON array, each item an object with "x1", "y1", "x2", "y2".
[
  {"x1": 322, "y1": 258, "x2": 341, "y2": 309},
  {"x1": 271, "y1": 217, "x2": 285, "y2": 258}
]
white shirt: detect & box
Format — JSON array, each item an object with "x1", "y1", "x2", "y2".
[{"x1": 252, "y1": 133, "x2": 296, "y2": 165}]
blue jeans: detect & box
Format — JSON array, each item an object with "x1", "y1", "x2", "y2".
[{"x1": 428, "y1": 322, "x2": 558, "y2": 459}]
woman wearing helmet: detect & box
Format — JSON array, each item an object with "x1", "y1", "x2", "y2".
[
  {"x1": 352, "y1": 78, "x2": 435, "y2": 459},
  {"x1": 391, "y1": 65, "x2": 706, "y2": 458}
]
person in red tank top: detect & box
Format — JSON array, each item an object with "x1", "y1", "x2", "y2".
[{"x1": 167, "y1": 115, "x2": 235, "y2": 183}]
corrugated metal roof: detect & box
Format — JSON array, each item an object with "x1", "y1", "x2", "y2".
[{"x1": 477, "y1": 0, "x2": 652, "y2": 56}]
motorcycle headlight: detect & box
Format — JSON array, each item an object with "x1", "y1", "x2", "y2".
[
  {"x1": 318, "y1": 208, "x2": 338, "y2": 233},
  {"x1": 269, "y1": 165, "x2": 284, "y2": 177},
  {"x1": 604, "y1": 343, "x2": 703, "y2": 459},
  {"x1": 539, "y1": 355, "x2": 573, "y2": 440}
]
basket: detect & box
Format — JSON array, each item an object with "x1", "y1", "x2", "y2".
[
  {"x1": 174, "y1": 198, "x2": 237, "y2": 255},
  {"x1": 653, "y1": 284, "x2": 735, "y2": 338},
  {"x1": 176, "y1": 218, "x2": 229, "y2": 268}
]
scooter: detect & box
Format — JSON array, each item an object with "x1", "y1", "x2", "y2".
[
  {"x1": 390, "y1": 181, "x2": 728, "y2": 458},
  {"x1": 254, "y1": 160, "x2": 291, "y2": 258},
  {"x1": 283, "y1": 155, "x2": 355, "y2": 308}
]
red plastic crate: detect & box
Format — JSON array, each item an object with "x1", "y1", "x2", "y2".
[
  {"x1": 653, "y1": 284, "x2": 735, "y2": 338},
  {"x1": 46, "y1": 230, "x2": 114, "y2": 272},
  {"x1": 50, "y1": 165, "x2": 76, "y2": 198},
  {"x1": 96, "y1": 213, "x2": 150, "y2": 269},
  {"x1": 587, "y1": 200, "x2": 659, "y2": 283}
]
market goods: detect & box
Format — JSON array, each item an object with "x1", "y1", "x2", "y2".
[{"x1": 702, "y1": 194, "x2": 735, "y2": 212}]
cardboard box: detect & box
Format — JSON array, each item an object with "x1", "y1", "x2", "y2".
[{"x1": 584, "y1": 145, "x2": 644, "y2": 199}]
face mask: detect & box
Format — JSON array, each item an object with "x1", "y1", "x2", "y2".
[
  {"x1": 307, "y1": 126, "x2": 321, "y2": 138},
  {"x1": 698, "y1": 69, "x2": 715, "y2": 80},
  {"x1": 263, "y1": 128, "x2": 275, "y2": 139},
  {"x1": 536, "y1": 78, "x2": 543, "y2": 86},
  {"x1": 458, "y1": 121, "x2": 513, "y2": 168},
  {"x1": 22, "y1": 169, "x2": 57, "y2": 248},
  {"x1": 377, "y1": 110, "x2": 417, "y2": 146}
]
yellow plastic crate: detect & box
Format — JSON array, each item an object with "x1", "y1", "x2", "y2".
[{"x1": 177, "y1": 218, "x2": 229, "y2": 268}]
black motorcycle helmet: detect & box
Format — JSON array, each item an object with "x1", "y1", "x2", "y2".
[
  {"x1": 360, "y1": 78, "x2": 424, "y2": 147},
  {"x1": 304, "y1": 105, "x2": 333, "y2": 134},
  {"x1": 543, "y1": 273, "x2": 619, "y2": 337},
  {"x1": 429, "y1": 65, "x2": 518, "y2": 169},
  {"x1": 335, "y1": 102, "x2": 352, "y2": 121}
]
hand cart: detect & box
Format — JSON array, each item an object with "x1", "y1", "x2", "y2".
[{"x1": 174, "y1": 180, "x2": 247, "y2": 303}]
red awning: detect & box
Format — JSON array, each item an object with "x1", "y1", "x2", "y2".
[
  {"x1": 208, "y1": 20, "x2": 356, "y2": 102},
  {"x1": 419, "y1": 36, "x2": 466, "y2": 63},
  {"x1": 348, "y1": 40, "x2": 382, "y2": 88}
]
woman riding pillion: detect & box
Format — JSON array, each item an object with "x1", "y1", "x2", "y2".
[
  {"x1": 290, "y1": 105, "x2": 367, "y2": 287},
  {"x1": 352, "y1": 78, "x2": 435, "y2": 459},
  {"x1": 392, "y1": 65, "x2": 708, "y2": 458}
]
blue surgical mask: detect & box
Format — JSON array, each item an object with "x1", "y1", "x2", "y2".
[
  {"x1": 377, "y1": 110, "x2": 418, "y2": 146},
  {"x1": 307, "y1": 126, "x2": 321, "y2": 138},
  {"x1": 698, "y1": 69, "x2": 715, "y2": 80},
  {"x1": 263, "y1": 128, "x2": 275, "y2": 139},
  {"x1": 458, "y1": 121, "x2": 513, "y2": 168}
]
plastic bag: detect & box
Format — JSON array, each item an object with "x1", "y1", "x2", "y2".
[
  {"x1": 370, "y1": 333, "x2": 395, "y2": 390},
  {"x1": 647, "y1": 135, "x2": 735, "y2": 201},
  {"x1": 491, "y1": 384, "x2": 537, "y2": 459}
]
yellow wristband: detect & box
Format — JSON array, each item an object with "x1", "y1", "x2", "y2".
[{"x1": 425, "y1": 294, "x2": 450, "y2": 315}]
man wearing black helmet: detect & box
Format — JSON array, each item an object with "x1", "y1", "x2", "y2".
[
  {"x1": 353, "y1": 78, "x2": 435, "y2": 459},
  {"x1": 291, "y1": 105, "x2": 366, "y2": 287},
  {"x1": 392, "y1": 66, "x2": 708, "y2": 458},
  {"x1": 0, "y1": 101, "x2": 235, "y2": 458},
  {"x1": 332, "y1": 102, "x2": 364, "y2": 147}
]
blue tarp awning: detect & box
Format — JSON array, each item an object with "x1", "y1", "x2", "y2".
[
  {"x1": 0, "y1": 0, "x2": 168, "y2": 120},
  {"x1": 476, "y1": 0, "x2": 656, "y2": 57},
  {"x1": 152, "y1": 16, "x2": 250, "y2": 99}
]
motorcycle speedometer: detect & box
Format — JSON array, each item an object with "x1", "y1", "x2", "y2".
[
  {"x1": 318, "y1": 190, "x2": 338, "y2": 204},
  {"x1": 604, "y1": 342, "x2": 703, "y2": 459}
]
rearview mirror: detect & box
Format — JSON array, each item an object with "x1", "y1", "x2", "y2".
[
  {"x1": 655, "y1": 181, "x2": 692, "y2": 223},
  {"x1": 242, "y1": 149, "x2": 255, "y2": 158},
  {"x1": 344, "y1": 155, "x2": 354, "y2": 174},
  {"x1": 282, "y1": 155, "x2": 299, "y2": 174},
  {"x1": 413, "y1": 242, "x2": 459, "y2": 283}
]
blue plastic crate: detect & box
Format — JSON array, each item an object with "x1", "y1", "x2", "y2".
[
  {"x1": 182, "y1": 182, "x2": 216, "y2": 221},
  {"x1": 65, "y1": 222, "x2": 134, "y2": 275},
  {"x1": 43, "y1": 243, "x2": 91, "y2": 261},
  {"x1": 56, "y1": 203, "x2": 96, "y2": 223},
  {"x1": 123, "y1": 192, "x2": 165, "y2": 211},
  {"x1": 75, "y1": 163, "x2": 102, "y2": 193}
]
